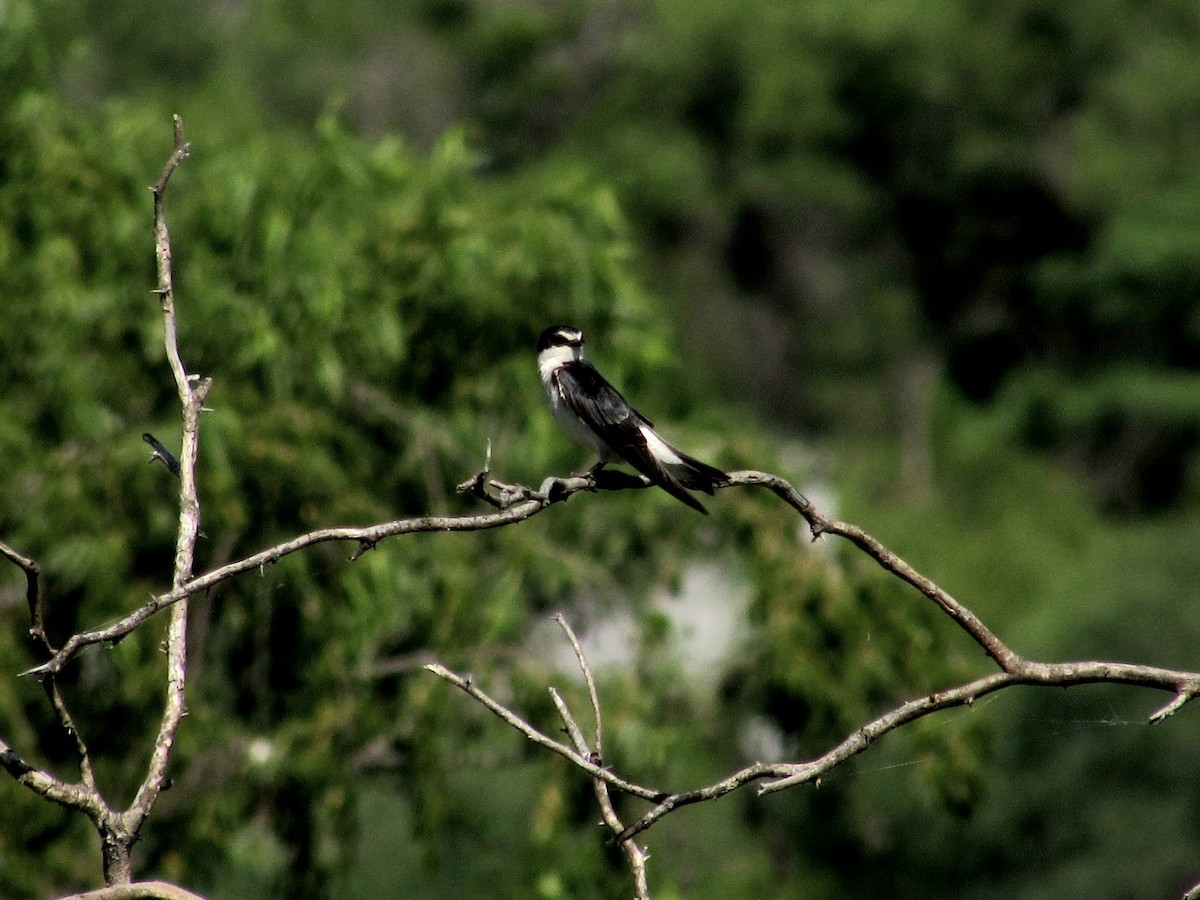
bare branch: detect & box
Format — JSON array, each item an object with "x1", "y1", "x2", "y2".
[
  {"x1": 423, "y1": 663, "x2": 665, "y2": 803},
  {"x1": 0, "y1": 541, "x2": 100, "y2": 801},
  {"x1": 112, "y1": 114, "x2": 200, "y2": 883},
  {"x1": 27, "y1": 466, "x2": 1200, "y2": 730},
  {"x1": 553, "y1": 613, "x2": 603, "y2": 759},
  {"x1": 150, "y1": 116, "x2": 192, "y2": 403},
  {"x1": 0, "y1": 735, "x2": 106, "y2": 818},
  {"x1": 728, "y1": 471, "x2": 1017, "y2": 667},
  {"x1": 2, "y1": 117, "x2": 205, "y2": 889},
  {"x1": 550, "y1": 616, "x2": 650, "y2": 900},
  {"x1": 24, "y1": 470, "x2": 666, "y2": 676},
  {"x1": 43, "y1": 677, "x2": 98, "y2": 794},
  {"x1": 25, "y1": 499, "x2": 549, "y2": 678},
  {"x1": 418, "y1": 474, "x2": 1200, "y2": 848},
  {"x1": 1150, "y1": 689, "x2": 1197, "y2": 725},
  {"x1": 0, "y1": 538, "x2": 43, "y2": 645},
  {"x1": 756, "y1": 672, "x2": 1019, "y2": 796},
  {"x1": 59, "y1": 881, "x2": 207, "y2": 900},
  {"x1": 613, "y1": 658, "x2": 1200, "y2": 841},
  {"x1": 611, "y1": 761, "x2": 789, "y2": 844},
  {"x1": 151, "y1": 115, "x2": 190, "y2": 198},
  {"x1": 15, "y1": 470, "x2": 795, "y2": 676},
  {"x1": 548, "y1": 687, "x2": 588, "y2": 761}
]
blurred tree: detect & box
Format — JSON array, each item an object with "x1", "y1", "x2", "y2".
[
  {"x1": 0, "y1": 53, "x2": 976, "y2": 900},
  {"x1": 36, "y1": 0, "x2": 1200, "y2": 504},
  {"x1": 7, "y1": 1, "x2": 1200, "y2": 897},
  {"x1": 384, "y1": 0, "x2": 1200, "y2": 509}
]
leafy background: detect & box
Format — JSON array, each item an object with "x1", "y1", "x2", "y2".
[{"x1": 1, "y1": 0, "x2": 1198, "y2": 897}]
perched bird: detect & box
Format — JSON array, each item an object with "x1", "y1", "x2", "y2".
[{"x1": 537, "y1": 324, "x2": 727, "y2": 514}]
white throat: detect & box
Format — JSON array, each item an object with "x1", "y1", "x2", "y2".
[{"x1": 537, "y1": 344, "x2": 580, "y2": 386}]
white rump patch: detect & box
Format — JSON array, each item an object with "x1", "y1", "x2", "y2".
[{"x1": 640, "y1": 425, "x2": 684, "y2": 466}]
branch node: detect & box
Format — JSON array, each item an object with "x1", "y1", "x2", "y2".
[
  {"x1": 1149, "y1": 689, "x2": 1197, "y2": 724},
  {"x1": 458, "y1": 444, "x2": 519, "y2": 509},
  {"x1": 0, "y1": 748, "x2": 34, "y2": 778},
  {"x1": 349, "y1": 539, "x2": 377, "y2": 562}
]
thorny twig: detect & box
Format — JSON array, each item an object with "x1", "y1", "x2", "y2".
[{"x1": 1, "y1": 114, "x2": 204, "y2": 889}]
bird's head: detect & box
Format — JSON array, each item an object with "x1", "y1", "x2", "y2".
[
  {"x1": 536, "y1": 325, "x2": 585, "y2": 382},
  {"x1": 537, "y1": 325, "x2": 584, "y2": 355}
]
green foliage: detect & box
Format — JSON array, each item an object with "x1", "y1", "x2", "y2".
[
  {"x1": 35, "y1": 0, "x2": 1200, "y2": 503},
  {"x1": 0, "y1": 83, "x2": 975, "y2": 898},
  {"x1": 5, "y1": 1, "x2": 1200, "y2": 898},
  {"x1": 406, "y1": 0, "x2": 1200, "y2": 509}
]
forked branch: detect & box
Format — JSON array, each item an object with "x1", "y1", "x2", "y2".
[
  {"x1": 428, "y1": 621, "x2": 1200, "y2": 857},
  {"x1": 420, "y1": 475, "x2": 1200, "y2": 869},
  {"x1": 0, "y1": 114, "x2": 206, "y2": 891},
  {"x1": 552, "y1": 614, "x2": 649, "y2": 899},
  {"x1": 3, "y1": 114, "x2": 1196, "y2": 900}
]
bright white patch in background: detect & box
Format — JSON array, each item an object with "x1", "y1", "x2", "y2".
[
  {"x1": 247, "y1": 737, "x2": 274, "y2": 767},
  {"x1": 738, "y1": 715, "x2": 788, "y2": 763},
  {"x1": 524, "y1": 462, "x2": 830, "y2": 765},
  {"x1": 535, "y1": 562, "x2": 748, "y2": 686},
  {"x1": 531, "y1": 470, "x2": 834, "y2": 679},
  {"x1": 654, "y1": 562, "x2": 746, "y2": 687}
]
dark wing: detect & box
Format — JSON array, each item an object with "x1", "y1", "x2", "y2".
[
  {"x1": 671, "y1": 449, "x2": 728, "y2": 494},
  {"x1": 554, "y1": 361, "x2": 709, "y2": 514}
]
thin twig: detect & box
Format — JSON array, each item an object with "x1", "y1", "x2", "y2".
[
  {"x1": 549, "y1": 688, "x2": 589, "y2": 760},
  {"x1": 0, "y1": 541, "x2": 99, "y2": 798},
  {"x1": 423, "y1": 663, "x2": 664, "y2": 802},
  {"x1": 553, "y1": 614, "x2": 603, "y2": 759},
  {"x1": 44, "y1": 677, "x2": 98, "y2": 793},
  {"x1": 1150, "y1": 690, "x2": 1196, "y2": 725},
  {"x1": 550, "y1": 616, "x2": 651, "y2": 899},
  {"x1": 0, "y1": 539, "x2": 44, "y2": 645}
]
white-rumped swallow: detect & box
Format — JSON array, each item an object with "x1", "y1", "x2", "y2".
[{"x1": 537, "y1": 325, "x2": 726, "y2": 514}]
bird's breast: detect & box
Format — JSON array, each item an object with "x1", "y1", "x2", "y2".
[{"x1": 547, "y1": 373, "x2": 616, "y2": 460}]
